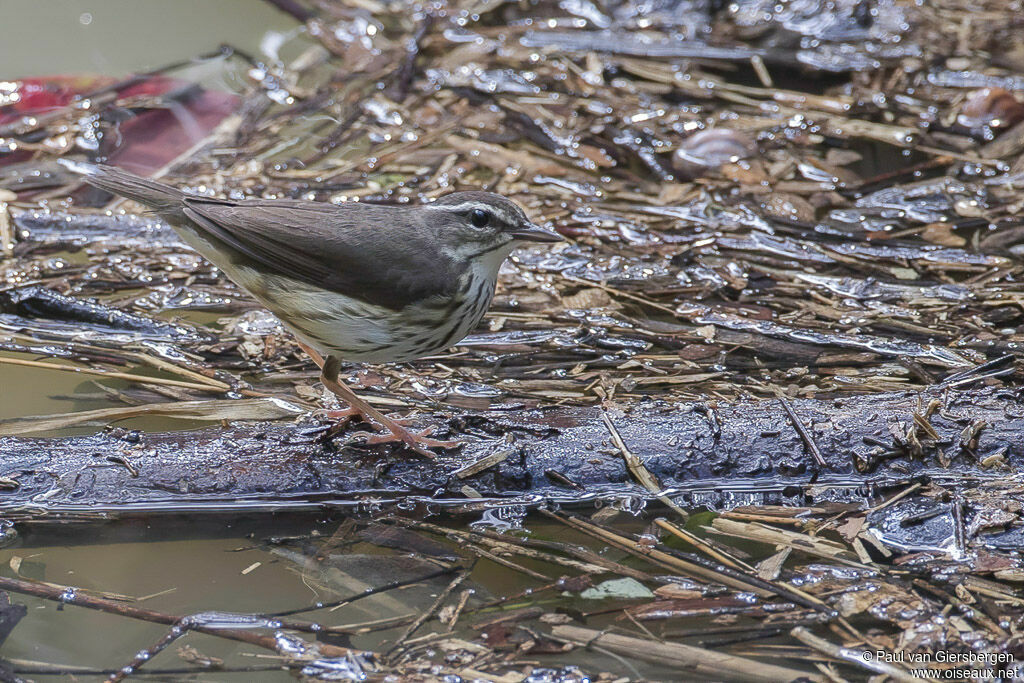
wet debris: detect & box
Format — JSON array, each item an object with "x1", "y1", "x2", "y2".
[
  {"x1": 0, "y1": 284, "x2": 206, "y2": 341},
  {"x1": 2, "y1": 0, "x2": 1024, "y2": 678},
  {"x1": 671, "y1": 128, "x2": 757, "y2": 181}
]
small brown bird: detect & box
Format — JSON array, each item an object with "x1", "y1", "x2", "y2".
[{"x1": 60, "y1": 159, "x2": 562, "y2": 456}]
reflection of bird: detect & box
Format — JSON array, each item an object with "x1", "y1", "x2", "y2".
[{"x1": 61, "y1": 160, "x2": 562, "y2": 457}]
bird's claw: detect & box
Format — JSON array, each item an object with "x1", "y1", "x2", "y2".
[
  {"x1": 313, "y1": 354, "x2": 461, "y2": 459},
  {"x1": 360, "y1": 425, "x2": 462, "y2": 459},
  {"x1": 316, "y1": 409, "x2": 461, "y2": 458},
  {"x1": 315, "y1": 407, "x2": 431, "y2": 432}
]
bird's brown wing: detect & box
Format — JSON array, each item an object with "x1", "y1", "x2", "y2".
[{"x1": 181, "y1": 198, "x2": 458, "y2": 311}]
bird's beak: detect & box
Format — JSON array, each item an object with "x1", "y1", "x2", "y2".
[{"x1": 510, "y1": 223, "x2": 564, "y2": 242}]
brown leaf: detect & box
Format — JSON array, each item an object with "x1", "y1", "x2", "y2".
[
  {"x1": 721, "y1": 159, "x2": 770, "y2": 185},
  {"x1": 835, "y1": 515, "x2": 866, "y2": 542},
  {"x1": 922, "y1": 222, "x2": 966, "y2": 247},
  {"x1": 653, "y1": 584, "x2": 703, "y2": 600},
  {"x1": 761, "y1": 192, "x2": 817, "y2": 223},
  {"x1": 561, "y1": 287, "x2": 617, "y2": 311}
]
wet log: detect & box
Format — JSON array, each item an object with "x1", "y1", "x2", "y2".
[
  {"x1": 10, "y1": 207, "x2": 180, "y2": 251},
  {"x1": 0, "y1": 285, "x2": 205, "y2": 342},
  {"x1": 0, "y1": 386, "x2": 1019, "y2": 523}
]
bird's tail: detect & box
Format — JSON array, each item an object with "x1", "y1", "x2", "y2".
[{"x1": 58, "y1": 159, "x2": 186, "y2": 221}]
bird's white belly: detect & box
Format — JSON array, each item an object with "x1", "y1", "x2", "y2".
[
  {"x1": 247, "y1": 272, "x2": 424, "y2": 362},
  {"x1": 236, "y1": 268, "x2": 491, "y2": 363},
  {"x1": 277, "y1": 275, "x2": 494, "y2": 363},
  {"x1": 171, "y1": 224, "x2": 499, "y2": 363}
]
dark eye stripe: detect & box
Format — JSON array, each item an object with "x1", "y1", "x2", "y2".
[{"x1": 469, "y1": 241, "x2": 508, "y2": 258}]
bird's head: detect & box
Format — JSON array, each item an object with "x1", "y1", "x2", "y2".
[{"x1": 427, "y1": 191, "x2": 562, "y2": 268}]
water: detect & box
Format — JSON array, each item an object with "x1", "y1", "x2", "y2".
[
  {"x1": 0, "y1": 516, "x2": 667, "y2": 680},
  {"x1": 2, "y1": 0, "x2": 298, "y2": 79},
  {"x1": 5, "y1": 532, "x2": 316, "y2": 679}
]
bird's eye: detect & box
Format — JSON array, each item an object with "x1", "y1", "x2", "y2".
[{"x1": 470, "y1": 208, "x2": 491, "y2": 228}]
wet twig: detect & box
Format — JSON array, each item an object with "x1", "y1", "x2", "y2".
[
  {"x1": 775, "y1": 394, "x2": 828, "y2": 469},
  {"x1": 0, "y1": 575, "x2": 365, "y2": 659}
]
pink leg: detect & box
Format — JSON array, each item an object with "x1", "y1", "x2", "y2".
[{"x1": 296, "y1": 341, "x2": 460, "y2": 459}]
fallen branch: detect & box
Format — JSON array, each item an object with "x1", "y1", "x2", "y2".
[{"x1": 0, "y1": 387, "x2": 1019, "y2": 521}]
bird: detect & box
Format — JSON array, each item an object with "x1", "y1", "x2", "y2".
[{"x1": 58, "y1": 159, "x2": 563, "y2": 457}]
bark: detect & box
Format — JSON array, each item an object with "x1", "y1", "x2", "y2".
[{"x1": 0, "y1": 386, "x2": 1018, "y2": 522}]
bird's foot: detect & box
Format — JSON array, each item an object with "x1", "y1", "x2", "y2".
[
  {"x1": 320, "y1": 410, "x2": 420, "y2": 427},
  {"x1": 315, "y1": 407, "x2": 461, "y2": 459},
  {"x1": 358, "y1": 422, "x2": 463, "y2": 459},
  {"x1": 314, "y1": 407, "x2": 363, "y2": 438},
  {"x1": 315, "y1": 407, "x2": 417, "y2": 425},
  {"x1": 314, "y1": 354, "x2": 462, "y2": 459}
]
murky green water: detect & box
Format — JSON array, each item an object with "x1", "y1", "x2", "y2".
[
  {"x1": 3, "y1": 515, "x2": 653, "y2": 680},
  {"x1": 2, "y1": 0, "x2": 297, "y2": 78}
]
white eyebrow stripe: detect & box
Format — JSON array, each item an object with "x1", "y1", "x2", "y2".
[
  {"x1": 425, "y1": 201, "x2": 525, "y2": 227},
  {"x1": 424, "y1": 201, "x2": 494, "y2": 213}
]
